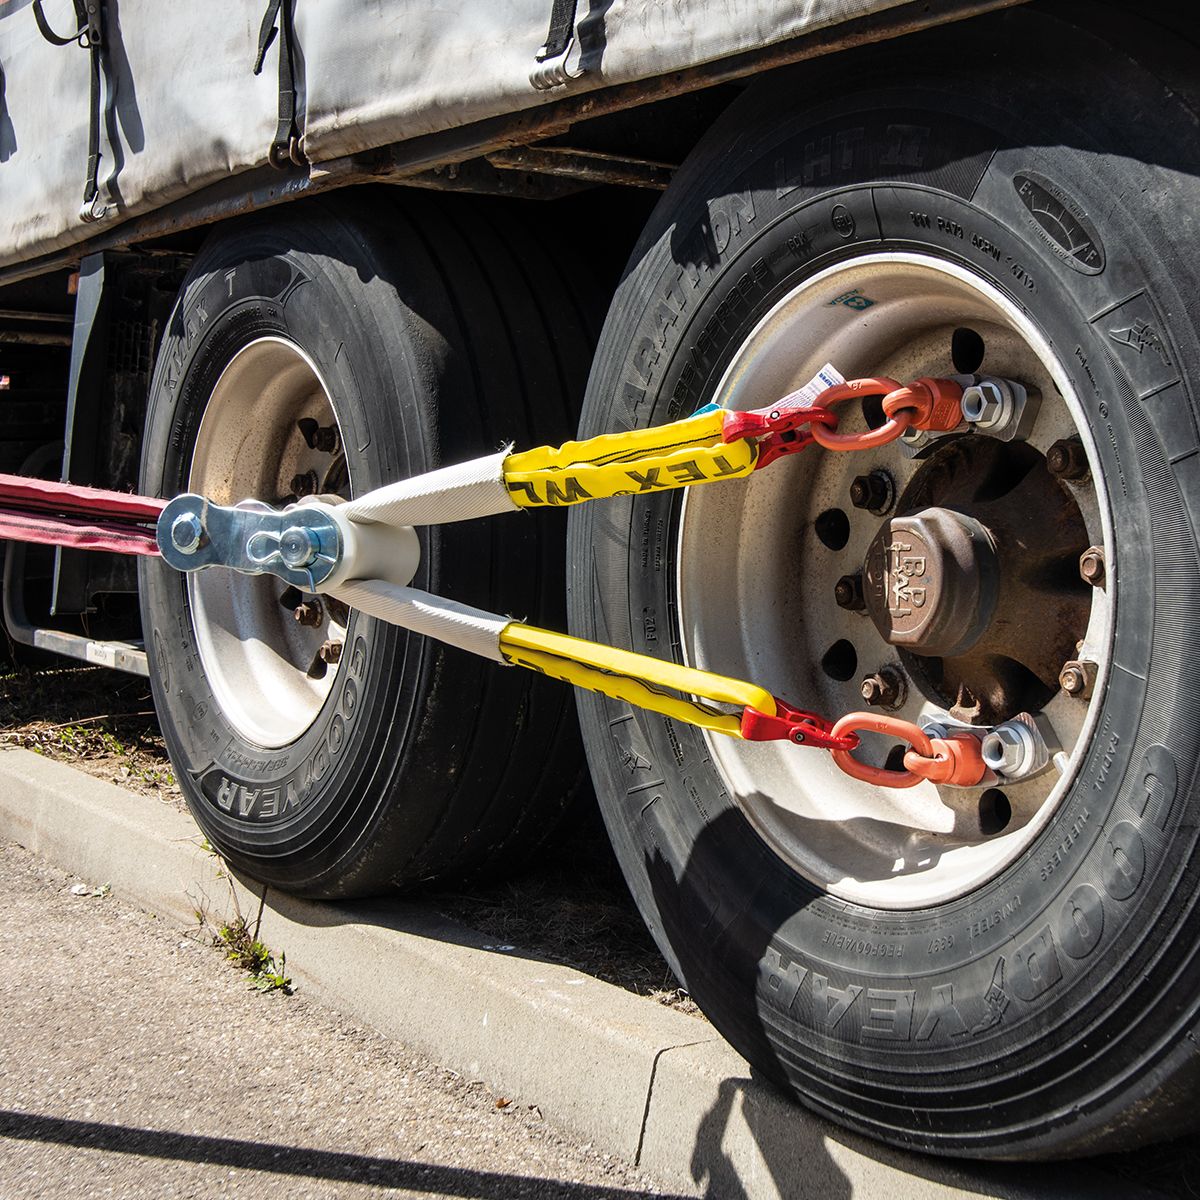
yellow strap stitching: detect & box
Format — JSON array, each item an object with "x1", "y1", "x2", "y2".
[
  {"x1": 499, "y1": 623, "x2": 777, "y2": 738},
  {"x1": 503, "y1": 410, "x2": 757, "y2": 508}
]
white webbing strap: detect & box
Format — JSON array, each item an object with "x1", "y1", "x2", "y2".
[
  {"x1": 329, "y1": 579, "x2": 510, "y2": 663},
  {"x1": 341, "y1": 449, "x2": 517, "y2": 527}
]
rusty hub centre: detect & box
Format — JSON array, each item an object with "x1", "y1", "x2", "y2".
[
  {"x1": 857, "y1": 439, "x2": 1092, "y2": 724},
  {"x1": 863, "y1": 508, "x2": 999, "y2": 657}
]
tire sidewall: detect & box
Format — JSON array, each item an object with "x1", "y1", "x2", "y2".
[
  {"x1": 571, "y1": 85, "x2": 1200, "y2": 1151},
  {"x1": 140, "y1": 224, "x2": 427, "y2": 873}
]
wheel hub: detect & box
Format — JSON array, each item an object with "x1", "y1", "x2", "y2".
[
  {"x1": 676, "y1": 252, "x2": 1114, "y2": 907},
  {"x1": 863, "y1": 507, "x2": 999, "y2": 657}
]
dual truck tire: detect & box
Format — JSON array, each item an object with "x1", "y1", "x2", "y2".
[{"x1": 139, "y1": 3, "x2": 1200, "y2": 1159}]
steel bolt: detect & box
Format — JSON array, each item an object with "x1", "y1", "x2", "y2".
[
  {"x1": 1046, "y1": 437, "x2": 1090, "y2": 481},
  {"x1": 860, "y1": 668, "x2": 904, "y2": 709},
  {"x1": 1059, "y1": 659, "x2": 1098, "y2": 699},
  {"x1": 1079, "y1": 546, "x2": 1106, "y2": 588},
  {"x1": 981, "y1": 724, "x2": 1032, "y2": 777},
  {"x1": 849, "y1": 470, "x2": 895, "y2": 515},
  {"x1": 293, "y1": 600, "x2": 324, "y2": 628},
  {"x1": 961, "y1": 380, "x2": 1009, "y2": 429},
  {"x1": 169, "y1": 511, "x2": 205, "y2": 555},
  {"x1": 834, "y1": 573, "x2": 865, "y2": 612},
  {"x1": 279, "y1": 525, "x2": 320, "y2": 569}
]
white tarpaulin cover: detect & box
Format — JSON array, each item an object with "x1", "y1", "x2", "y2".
[{"x1": 0, "y1": 0, "x2": 963, "y2": 270}]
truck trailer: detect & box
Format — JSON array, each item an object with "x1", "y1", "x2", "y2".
[{"x1": 1, "y1": 0, "x2": 1198, "y2": 1161}]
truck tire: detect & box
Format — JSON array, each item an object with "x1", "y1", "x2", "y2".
[
  {"x1": 140, "y1": 192, "x2": 588, "y2": 897},
  {"x1": 568, "y1": 4, "x2": 1200, "y2": 1157}
]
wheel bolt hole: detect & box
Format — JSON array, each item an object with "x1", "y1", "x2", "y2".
[
  {"x1": 884, "y1": 744, "x2": 908, "y2": 773},
  {"x1": 815, "y1": 508, "x2": 851, "y2": 551},
  {"x1": 979, "y1": 788, "x2": 1011, "y2": 836},
  {"x1": 861, "y1": 393, "x2": 886, "y2": 431},
  {"x1": 821, "y1": 639, "x2": 858, "y2": 682},
  {"x1": 951, "y1": 326, "x2": 986, "y2": 375}
]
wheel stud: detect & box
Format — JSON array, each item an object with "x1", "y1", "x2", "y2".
[
  {"x1": 293, "y1": 599, "x2": 324, "y2": 628},
  {"x1": 849, "y1": 470, "x2": 894, "y2": 515},
  {"x1": 1079, "y1": 545, "x2": 1105, "y2": 588},
  {"x1": 290, "y1": 469, "x2": 320, "y2": 498},
  {"x1": 1046, "y1": 437, "x2": 1089, "y2": 481},
  {"x1": 1059, "y1": 659, "x2": 1097, "y2": 698},
  {"x1": 322, "y1": 594, "x2": 351, "y2": 625},
  {"x1": 834, "y1": 573, "x2": 865, "y2": 611},
  {"x1": 297, "y1": 418, "x2": 340, "y2": 453},
  {"x1": 305, "y1": 640, "x2": 342, "y2": 679},
  {"x1": 860, "y1": 667, "x2": 904, "y2": 709}
]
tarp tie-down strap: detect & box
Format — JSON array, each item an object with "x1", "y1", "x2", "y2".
[
  {"x1": 32, "y1": 0, "x2": 106, "y2": 218},
  {"x1": 254, "y1": 0, "x2": 305, "y2": 167},
  {"x1": 536, "y1": 0, "x2": 578, "y2": 60}
]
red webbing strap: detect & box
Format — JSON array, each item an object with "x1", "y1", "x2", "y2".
[
  {"x1": 0, "y1": 473, "x2": 164, "y2": 556},
  {"x1": 0, "y1": 510, "x2": 160, "y2": 556},
  {"x1": 0, "y1": 473, "x2": 165, "y2": 522}
]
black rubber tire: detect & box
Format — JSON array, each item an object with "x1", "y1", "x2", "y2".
[
  {"x1": 568, "y1": 3, "x2": 1200, "y2": 1159},
  {"x1": 140, "y1": 191, "x2": 588, "y2": 898}
]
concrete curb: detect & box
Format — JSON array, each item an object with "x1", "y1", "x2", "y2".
[{"x1": 0, "y1": 747, "x2": 1157, "y2": 1200}]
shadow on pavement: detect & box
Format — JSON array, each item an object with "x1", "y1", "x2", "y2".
[{"x1": 0, "y1": 1109, "x2": 693, "y2": 1200}]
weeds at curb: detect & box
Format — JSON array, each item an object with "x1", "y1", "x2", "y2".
[
  {"x1": 189, "y1": 862, "x2": 293, "y2": 995},
  {"x1": 214, "y1": 916, "x2": 293, "y2": 993}
]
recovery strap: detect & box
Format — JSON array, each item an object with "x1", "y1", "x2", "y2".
[
  {"x1": 0, "y1": 373, "x2": 992, "y2": 787},
  {"x1": 0, "y1": 473, "x2": 163, "y2": 555}
]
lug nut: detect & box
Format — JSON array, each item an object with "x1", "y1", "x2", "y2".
[
  {"x1": 860, "y1": 668, "x2": 905, "y2": 709},
  {"x1": 1079, "y1": 546, "x2": 1105, "y2": 588},
  {"x1": 305, "y1": 639, "x2": 343, "y2": 680},
  {"x1": 1060, "y1": 659, "x2": 1098, "y2": 698},
  {"x1": 849, "y1": 470, "x2": 895, "y2": 515},
  {"x1": 298, "y1": 418, "x2": 340, "y2": 453},
  {"x1": 834, "y1": 573, "x2": 865, "y2": 611},
  {"x1": 980, "y1": 714, "x2": 1050, "y2": 780},
  {"x1": 290, "y1": 470, "x2": 320, "y2": 498},
  {"x1": 293, "y1": 600, "x2": 324, "y2": 628},
  {"x1": 961, "y1": 379, "x2": 1011, "y2": 429},
  {"x1": 1046, "y1": 437, "x2": 1090, "y2": 481}
]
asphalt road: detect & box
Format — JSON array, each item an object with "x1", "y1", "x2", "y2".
[{"x1": 0, "y1": 838, "x2": 677, "y2": 1200}]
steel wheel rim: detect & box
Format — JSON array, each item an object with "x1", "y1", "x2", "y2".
[
  {"x1": 187, "y1": 336, "x2": 349, "y2": 750},
  {"x1": 676, "y1": 253, "x2": 1114, "y2": 909}
]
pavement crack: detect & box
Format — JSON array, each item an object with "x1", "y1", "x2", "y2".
[{"x1": 634, "y1": 1038, "x2": 714, "y2": 1168}]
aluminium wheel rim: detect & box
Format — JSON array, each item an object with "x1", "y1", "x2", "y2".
[
  {"x1": 676, "y1": 253, "x2": 1115, "y2": 909},
  {"x1": 187, "y1": 336, "x2": 350, "y2": 750}
]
